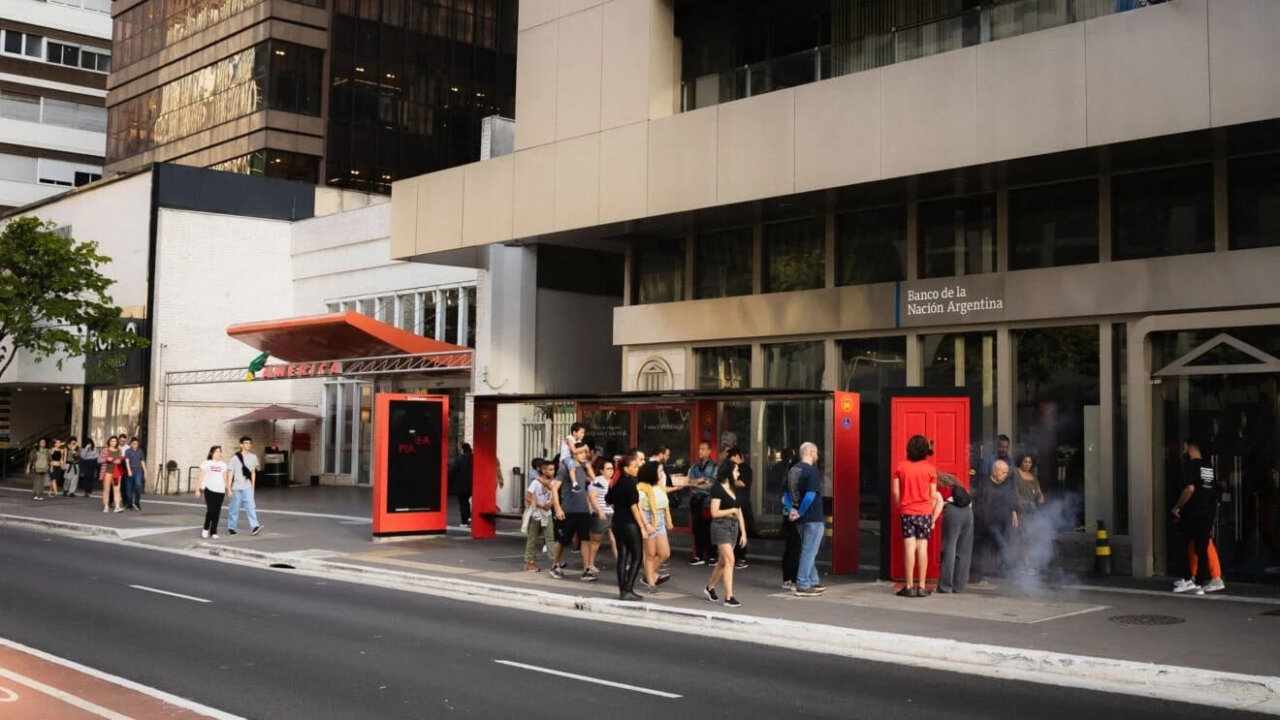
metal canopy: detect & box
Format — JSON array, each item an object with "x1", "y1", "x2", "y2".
[{"x1": 165, "y1": 351, "x2": 474, "y2": 387}]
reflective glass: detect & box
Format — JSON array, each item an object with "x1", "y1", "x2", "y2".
[
  {"x1": 1009, "y1": 179, "x2": 1099, "y2": 269},
  {"x1": 763, "y1": 341, "x2": 824, "y2": 390},
  {"x1": 764, "y1": 217, "x2": 824, "y2": 293},
  {"x1": 1112, "y1": 164, "x2": 1213, "y2": 260},
  {"x1": 633, "y1": 239, "x2": 685, "y2": 304},
  {"x1": 695, "y1": 345, "x2": 751, "y2": 389},
  {"x1": 1229, "y1": 153, "x2": 1280, "y2": 250},
  {"x1": 694, "y1": 227, "x2": 752, "y2": 299},
  {"x1": 836, "y1": 206, "x2": 906, "y2": 286},
  {"x1": 918, "y1": 194, "x2": 996, "y2": 279}
]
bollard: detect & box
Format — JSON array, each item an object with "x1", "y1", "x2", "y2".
[{"x1": 1095, "y1": 520, "x2": 1112, "y2": 577}]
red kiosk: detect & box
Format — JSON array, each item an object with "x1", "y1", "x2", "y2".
[{"x1": 372, "y1": 393, "x2": 449, "y2": 537}]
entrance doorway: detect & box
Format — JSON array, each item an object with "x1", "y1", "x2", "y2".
[{"x1": 1153, "y1": 329, "x2": 1280, "y2": 582}]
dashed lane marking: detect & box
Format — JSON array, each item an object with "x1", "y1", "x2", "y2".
[
  {"x1": 128, "y1": 584, "x2": 213, "y2": 603},
  {"x1": 494, "y1": 660, "x2": 682, "y2": 699}
]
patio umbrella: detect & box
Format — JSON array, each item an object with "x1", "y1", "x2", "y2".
[{"x1": 225, "y1": 405, "x2": 321, "y2": 445}]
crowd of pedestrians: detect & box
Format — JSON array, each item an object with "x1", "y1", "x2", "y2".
[{"x1": 24, "y1": 433, "x2": 146, "y2": 512}]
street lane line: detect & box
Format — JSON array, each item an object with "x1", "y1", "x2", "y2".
[
  {"x1": 129, "y1": 584, "x2": 212, "y2": 603},
  {"x1": 0, "y1": 638, "x2": 243, "y2": 720},
  {"x1": 0, "y1": 666, "x2": 133, "y2": 720},
  {"x1": 494, "y1": 660, "x2": 681, "y2": 699},
  {"x1": 0, "y1": 685, "x2": 17, "y2": 702}
]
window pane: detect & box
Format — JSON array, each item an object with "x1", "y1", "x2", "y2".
[
  {"x1": 838, "y1": 337, "x2": 905, "y2": 392},
  {"x1": 836, "y1": 206, "x2": 906, "y2": 285},
  {"x1": 633, "y1": 238, "x2": 685, "y2": 304},
  {"x1": 444, "y1": 289, "x2": 459, "y2": 344},
  {"x1": 0, "y1": 91, "x2": 40, "y2": 122},
  {"x1": 918, "y1": 194, "x2": 995, "y2": 279},
  {"x1": 764, "y1": 217, "x2": 824, "y2": 293},
  {"x1": 694, "y1": 227, "x2": 752, "y2": 299},
  {"x1": 4, "y1": 32, "x2": 22, "y2": 55},
  {"x1": 1229, "y1": 153, "x2": 1280, "y2": 250},
  {"x1": 466, "y1": 288, "x2": 476, "y2": 347},
  {"x1": 24, "y1": 34, "x2": 43, "y2": 58},
  {"x1": 763, "y1": 341, "x2": 824, "y2": 390},
  {"x1": 1009, "y1": 179, "x2": 1099, "y2": 269},
  {"x1": 1112, "y1": 164, "x2": 1213, "y2": 260},
  {"x1": 695, "y1": 345, "x2": 751, "y2": 389},
  {"x1": 922, "y1": 331, "x2": 998, "y2": 452}
]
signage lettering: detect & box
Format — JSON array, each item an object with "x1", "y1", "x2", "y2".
[
  {"x1": 904, "y1": 284, "x2": 1004, "y2": 319},
  {"x1": 258, "y1": 361, "x2": 343, "y2": 380}
]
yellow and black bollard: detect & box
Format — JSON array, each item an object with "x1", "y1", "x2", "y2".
[{"x1": 1095, "y1": 520, "x2": 1112, "y2": 577}]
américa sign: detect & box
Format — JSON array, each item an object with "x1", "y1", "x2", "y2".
[{"x1": 257, "y1": 362, "x2": 343, "y2": 380}]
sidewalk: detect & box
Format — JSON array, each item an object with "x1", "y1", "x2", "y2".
[{"x1": 2, "y1": 483, "x2": 1278, "y2": 700}]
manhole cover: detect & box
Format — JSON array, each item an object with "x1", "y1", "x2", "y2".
[
  {"x1": 269, "y1": 563, "x2": 296, "y2": 570},
  {"x1": 1109, "y1": 614, "x2": 1185, "y2": 626}
]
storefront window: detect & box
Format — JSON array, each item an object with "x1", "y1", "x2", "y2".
[
  {"x1": 838, "y1": 337, "x2": 905, "y2": 392},
  {"x1": 1112, "y1": 164, "x2": 1213, "y2": 260},
  {"x1": 694, "y1": 227, "x2": 753, "y2": 299},
  {"x1": 763, "y1": 341, "x2": 824, "y2": 390},
  {"x1": 760, "y1": 398, "x2": 828, "y2": 533},
  {"x1": 918, "y1": 194, "x2": 995, "y2": 279},
  {"x1": 88, "y1": 386, "x2": 143, "y2": 445},
  {"x1": 579, "y1": 408, "x2": 631, "y2": 462},
  {"x1": 923, "y1": 331, "x2": 997, "y2": 455},
  {"x1": 763, "y1": 218, "x2": 824, "y2": 293},
  {"x1": 1229, "y1": 152, "x2": 1280, "y2": 250},
  {"x1": 636, "y1": 408, "x2": 691, "y2": 476},
  {"x1": 695, "y1": 345, "x2": 751, "y2": 389},
  {"x1": 1013, "y1": 325, "x2": 1100, "y2": 527},
  {"x1": 836, "y1": 206, "x2": 906, "y2": 286},
  {"x1": 632, "y1": 238, "x2": 685, "y2": 304},
  {"x1": 1009, "y1": 179, "x2": 1099, "y2": 269},
  {"x1": 444, "y1": 290, "x2": 459, "y2": 345}
]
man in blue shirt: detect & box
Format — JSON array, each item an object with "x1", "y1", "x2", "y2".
[
  {"x1": 123, "y1": 437, "x2": 147, "y2": 511},
  {"x1": 783, "y1": 442, "x2": 825, "y2": 596},
  {"x1": 687, "y1": 441, "x2": 717, "y2": 566},
  {"x1": 978, "y1": 434, "x2": 1011, "y2": 487}
]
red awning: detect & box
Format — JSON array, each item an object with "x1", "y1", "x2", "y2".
[{"x1": 226, "y1": 312, "x2": 471, "y2": 368}]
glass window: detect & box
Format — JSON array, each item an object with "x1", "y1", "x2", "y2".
[
  {"x1": 836, "y1": 206, "x2": 906, "y2": 286},
  {"x1": 3, "y1": 32, "x2": 21, "y2": 55},
  {"x1": 918, "y1": 194, "x2": 995, "y2": 279},
  {"x1": 1112, "y1": 164, "x2": 1213, "y2": 260},
  {"x1": 37, "y1": 158, "x2": 76, "y2": 186},
  {"x1": 838, "y1": 337, "x2": 905, "y2": 392},
  {"x1": 46, "y1": 41, "x2": 79, "y2": 67},
  {"x1": 466, "y1": 288, "x2": 477, "y2": 347},
  {"x1": 763, "y1": 341, "x2": 824, "y2": 390},
  {"x1": 419, "y1": 291, "x2": 438, "y2": 336},
  {"x1": 24, "y1": 34, "x2": 43, "y2": 58},
  {"x1": 1013, "y1": 325, "x2": 1100, "y2": 528},
  {"x1": 632, "y1": 238, "x2": 685, "y2": 304},
  {"x1": 1009, "y1": 179, "x2": 1099, "y2": 269},
  {"x1": 0, "y1": 91, "x2": 40, "y2": 123},
  {"x1": 444, "y1": 289, "x2": 459, "y2": 344},
  {"x1": 923, "y1": 331, "x2": 998, "y2": 455},
  {"x1": 761, "y1": 398, "x2": 828, "y2": 526},
  {"x1": 267, "y1": 41, "x2": 324, "y2": 116},
  {"x1": 73, "y1": 170, "x2": 101, "y2": 187},
  {"x1": 694, "y1": 227, "x2": 752, "y2": 299},
  {"x1": 764, "y1": 218, "x2": 824, "y2": 293},
  {"x1": 1229, "y1": 153, "x2": 1280, "y2": 250},
  {"x1": 695, "y1": 345, "x2": 751, "y2": 389}
]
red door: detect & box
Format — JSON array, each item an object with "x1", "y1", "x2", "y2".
[{"x1": 888, "y1": 396, "x2": 970, "y2": 584}]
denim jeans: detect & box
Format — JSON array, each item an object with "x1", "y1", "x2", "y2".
[
  {"x1": 125, "y1": 473, "x2": 144, "y2": 508},
  {"x1": 797, "y1": 521, "x2": 825, "y2": 589},
  {"x1": 228, "y1": 488, "x2": 260, "y2": 531},
  {"x1": 983, "y1": 523, "x2": 1013, "y2": 573}
]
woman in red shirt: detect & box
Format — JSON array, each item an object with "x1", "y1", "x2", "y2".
[
  {"x1": 100, "y1": 436, "x2": 125, "y2": 513},
  {"x1": 892, "y1": 435, "x2": 943, "y2": 598}
]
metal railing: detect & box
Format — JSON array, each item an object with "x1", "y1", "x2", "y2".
[{"x1": 682, "y1": 0, "x2": 1126, "y2": 112}]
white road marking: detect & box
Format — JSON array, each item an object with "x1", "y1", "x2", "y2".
[
  {"x1": 0, "y1": 666, "x2": 132, "y2": 719},
  {"x1": 0, "y1": 638, "x2": 243, "y2": 719},
  {"x1": 0, "y1": 685, "x2": 17, "y2": 702},
  {"x1": 494, "y1": 660, "x2": 681, "y2": 699},
  {"x1": 1024, "y1": 605, "x2": 1109, "y2": 624},
  {"x1": 0, "y1": 488, "x2": 369, "y2": 522},
  {"x1": 129, "y1": 584, "x2": 212, "y2": 603}
]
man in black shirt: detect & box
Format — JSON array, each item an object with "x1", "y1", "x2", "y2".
[{"x1": 1171, "y1": 440, "x2": 1216, "y2": 595}]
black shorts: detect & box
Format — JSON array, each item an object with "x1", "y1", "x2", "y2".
[{"x1": 555, "y1": 513, "x2": 591, "y2": 546}]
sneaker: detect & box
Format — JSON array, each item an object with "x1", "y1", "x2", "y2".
[
  {"x1": 251, "y1": 526, "x2": 263, "y2": 536},
  {"x1": 113, "y1": 506, "x2": 123, "y2": 513},
  {"x1": 1172, "y1": 579, "x2": 1199, "y2": 594},
  {"x1": 201, "y1": 529, "x2": 210, "y2": 539},
  {"x1": 523, "y1": 562, "x2": 541, "y2": 572},
  {"x1": 781, "y1": 581, "x2": 795, "y2": 590},
  {"x1": 794, "y1": 587, "x2": 821, "y2": 597},
  {"x1": 227, "y1": 529, "x2": 237, "y2": 535},
  {"x1": 550, "y1": 566, "x2": 565, "y2": 579},
  {"x1": 688, "y1": 558, "x2": 706, "y2": 566},
  {"x1": 102, "y1": 506, "x2": 108, "y2": 512},
  {"x1": 655, "y1": 573, "x2": 671, "y2": 586},
  {"x1": 703, "y1": 586, "x2": 719, "y2": 602},
  {"x1": 1204, "y1": 578, "x2": 1226, "y2": 593},
  {"x1": 580, "y1": 571, "x2": 598, "y2": 582},
  {"x1": 896, "y1": 586, "x2": 915, "y2": 598},
  {"x1": 735, "y1": 561, "x2": 748, "y2": 570},
  {"x1": 723, "y1": 596, "x2": 742, "y2": 608},
  {"x1": 211, "y1": 534, "x2": 219, "y2": 540}
]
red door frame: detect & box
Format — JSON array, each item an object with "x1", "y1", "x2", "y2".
[{"x1": 470, "y1": 400, "x2": 499, "y2": 539}]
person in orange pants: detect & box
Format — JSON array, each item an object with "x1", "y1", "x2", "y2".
[{"x1": 1188, "y1": 538, "x2": 1226, "y2": 593}]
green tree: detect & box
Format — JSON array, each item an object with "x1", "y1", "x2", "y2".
[{"x1": 0, "y1": 216, "x2": 147, "y2": 379}]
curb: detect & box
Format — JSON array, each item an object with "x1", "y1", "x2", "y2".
[{"x1": 6, "y1": 514, "x2": 1280, "y2": 714}]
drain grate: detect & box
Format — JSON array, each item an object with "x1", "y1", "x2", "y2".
[
  {"x1": 1109, "y1": 614, "x2": 1185, "y2": 626},
  {"x1": 269, "y1": 563, "x2": 296, "y2": 570}
]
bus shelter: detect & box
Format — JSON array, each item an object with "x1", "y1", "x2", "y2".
[{"x1": 467, "y1": 389, "x2": 864, "y2": 575}]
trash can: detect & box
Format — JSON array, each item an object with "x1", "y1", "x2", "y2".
[{"x1": 260, "y1": 451, "x2": 289, "y2": 488}]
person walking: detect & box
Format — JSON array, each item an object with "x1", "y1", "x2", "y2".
[
  {"x1": 892, "y1": 435, "x2": 943, "y2": 598},
  {"x1": 100, "y1": 436, "x2": 125, "y2": 513},
  {"x1": 1171, "y1": 440, "x2": 1218, "y2": 595},
  {"x1": 196, "y1": 446, "x2": 230, "y2": 539},
  {"x1": 448, "y1": 442, "x2": 474, "y2": 527},
  {"x1": 123, "y1": 437, "x2": 148, "y2": 511},
  {"x1": 227, "y1": 436, "x2": 262, "y2": 536},
  {"x1": 522, "y1": 460, "x2": 557, "y2": 571},
  {"x1": 1014, "y1": 454, "x2": 1045, "y2": 573},
  {"x1": 585, "y1": 455, "x2": 615, "y2": 576},
  {"x1": 687, "y1": 441, "x2": 717, "y2": 566},
  {"x1": 79, "y1": 439, "x2": 99, "y2": 498},
  {"x1": 62, "y1": 438, "x2": 81, "y2": 496},
  {"x1": 636, "y1": 459, "x2": 673, "y2": 593},
  {"x1": 783, "y1": 442, "x2": 825, "y2": 596},
  {"x1": 550, "y1": 443, "x2": 594, "y2": 580},
  {"x1": 936, "y1": 471, "x2": 974, "y2": 594},
  {"x1": 25, "y1": 438, "x2": 51, "y2": 501},
  {"x1": 728, "y1": 447, "x2": 754, "y2": 570},
  {"x1": 974, "y1": 459, "x2": 1018, "y2": 578},
  {"x1": 48, "y1": 439, "x2": 66, "y2": 497},
  {"x1": 704, "y1": 453, "x2": 748, "y2": 608},
  {"x1": 606, "y1": 452, "x2": 648, "y2": 601}
]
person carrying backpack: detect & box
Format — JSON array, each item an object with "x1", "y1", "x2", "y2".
[{"x1": 25, "y1": 438, "x2": 51, "y2": 501}]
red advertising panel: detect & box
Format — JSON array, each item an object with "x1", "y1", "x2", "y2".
[
  {"x1": 372, "y1": 393, "x2": 449, "y2": 537},
  {"x1": 888, "y1": 396, "x2": 970, "y2": 583},
  {"x1": 471, "y1": 401, "x2": 498, "y2": 539},
  {"x1": 831, "y1": 392, "x2": 861, "y2": 574}
]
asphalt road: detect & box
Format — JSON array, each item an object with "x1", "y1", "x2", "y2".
[{"x1": 0, "y1": 527, "x2": 1268, "y2": 720}]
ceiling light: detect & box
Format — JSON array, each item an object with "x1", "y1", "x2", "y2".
[{"x1": 356, "y1": 66, "x2": 365, "y2": 72}]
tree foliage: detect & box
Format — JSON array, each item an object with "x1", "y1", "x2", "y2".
[{"x1": 0, "y1": 216, "x2": 148, "y2": 379}]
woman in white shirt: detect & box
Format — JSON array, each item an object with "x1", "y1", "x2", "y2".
[{"x1": 196, "y1": 445, "x2": 230, "y2": 539}]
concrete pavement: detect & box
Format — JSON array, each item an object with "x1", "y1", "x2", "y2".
[
  {"x1": 0, "y1": 528, "x2": 1271, "y2": 720},
  {"x1": 1, "y1": 482, "x2": 1278, "y2": 713}
]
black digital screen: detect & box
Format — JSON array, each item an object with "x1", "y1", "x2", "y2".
[{"x1": 385, "y1": 400, "x2": 444, "y2": 513}]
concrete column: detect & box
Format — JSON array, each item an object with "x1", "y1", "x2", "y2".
[
  {"x1": 905, "y1": 333, "x2": 922, "y2": 386},
  {"x1": 1126, "y1": 323, "x2": 1154, "y2": 577},
  {"x1": 997, "y1": 327, "x2": 1013, "y2": 440},
  {"x1": 751, "y1": 221, "x2": 763, "y2": 294},
  {"x1": 824, "y1": 212, "x2": 836, "y2": 288},
  {"x1": 1214, "y1": 157, "x2": 1229, "y2": 253},
  {"x1": 905, "y1": 202, "x2": 919, "y2": 281},
  {"x1": 1098, "y1": 175, "x2": 1112, "y2": 263},
  {"x1": 996, "y1": 188, "x2": 1009, "y2": 273},
  {"x1": 1098, "y1": 322, "x2": 1115, "y2": 534}
]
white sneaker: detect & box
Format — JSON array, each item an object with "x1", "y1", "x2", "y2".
[
  {"x1": 201, "y1": 529, "x2": 210, "y2": 539},
  {"x1": 1204, "y1": 578, "x2": 1226, "y2": 593},
  {"x1": 1173, "y1": 579, "x2": 1200, "y2": 594},
  {"x1": 211, "y1": 534, "x2": 219, "y2": 539}
]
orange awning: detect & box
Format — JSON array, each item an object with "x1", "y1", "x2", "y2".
[{"x1": 226, "y1": 312, "x2": 471, "y2": 368}]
